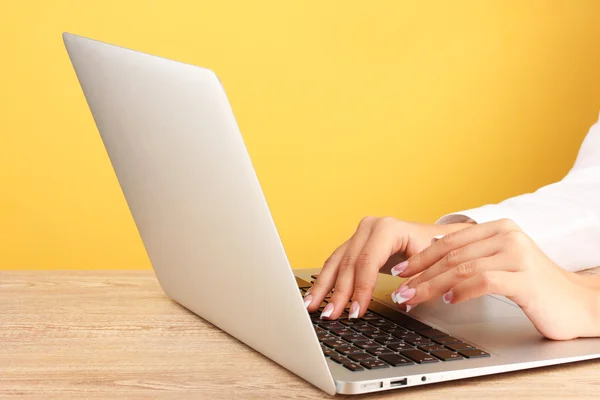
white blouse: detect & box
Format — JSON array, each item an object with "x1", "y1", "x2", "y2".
[{"x1": 437, "y1": 115, "x2": 600, "y2": 272}]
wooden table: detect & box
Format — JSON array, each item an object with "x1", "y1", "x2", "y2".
[{"x1": 2, "y1": 271, "x2": 600, "y2": 399}]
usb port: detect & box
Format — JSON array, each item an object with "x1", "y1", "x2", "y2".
[{"x1": 390, "y1": 378, "x2": 407, "y2": 387}]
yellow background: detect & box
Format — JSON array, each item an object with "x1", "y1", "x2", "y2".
[{"x1": 1, "y1": 1, "x2": 599, "y2": 270}]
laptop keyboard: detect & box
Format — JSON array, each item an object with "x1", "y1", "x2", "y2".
[{"x1": 299, "y1": 276, "x2": 489, "y2": 372}]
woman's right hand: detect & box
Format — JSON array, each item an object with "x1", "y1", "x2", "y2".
[{"x1": 304, "y1": 216, "x2": 472, "y2": 320}]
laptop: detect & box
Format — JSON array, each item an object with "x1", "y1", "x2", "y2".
[{"x1": 63, "y1": 32, "x2": 600, "y2": 395}]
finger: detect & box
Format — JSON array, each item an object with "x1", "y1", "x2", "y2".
[
  {"x1": 399, "y1": 218, "x2": 520, "y2": 278},
  {"x1": 444, "y1": 270, "x2": 524, "y2": 305},
  {"x1": 305, "y1": 241, "x2": 348, "y2": 312},
  {"x1": 322, "y1": 217, "x2": 376, "y2": 319},
  {"x1": 351, "y1": 219, "x2": 405, "y2": 318},
  {"x1": 403, "y1": 234, "x2": 504, "y2": 290},
  {"x1": 403, "y1": 254, "x2": 504, "y2": 306}
]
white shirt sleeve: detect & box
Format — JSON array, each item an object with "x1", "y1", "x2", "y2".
[{"x1": 437, "y1": 114, "x2": 600, "y2": 272}]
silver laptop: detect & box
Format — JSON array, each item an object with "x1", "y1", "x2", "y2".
[{"x1": 63, "y1": 32, "x2": 600, "y2": 395}]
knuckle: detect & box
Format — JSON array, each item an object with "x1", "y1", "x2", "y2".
[
  {"x1": 480, "y1": 271, "x2": 496, "y2": 291},
  {"x1": 454, "y1": 262, "x2": 475, "y2": 278},
  {"x1": 497, "y1": 218, "x2": 519, "y2": 231},
  {"x1": 407, "y1": 276, "x2": 420, "y2": 288},
  {"x1": 416, "y1": 281, "x2": 431, "y2": 298},
  {"x1": 376, "y1": 216, "x2": 396, "y2": 228},
  {"x1": 505, "y1": 230, "x2": 529, "y2": 248},
  {"x1": 355, "y1": 252, "x2": 372, "y2": 269},
  {"x1": 410, "y1": 251, "x2": 423, "y2": 264},
  {"x1": 358, "y1": 216, "x2": 376, "y2": 228},
  {"x1": 441, "y1": 230, "x2": 459, "y2": 246},
  {"x1": 354, "y1": 280, "x2": 375, "y2": 295},
  {"x1": 443, "y1": 249, "x2": 462, "y2": 267},
  {"x1": 339, "y1": 255, "x2": 356, "y2": 270}
]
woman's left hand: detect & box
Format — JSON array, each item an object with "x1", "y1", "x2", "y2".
[{"x1": 391, "y1": 218, "x2": 600, "y2": 340}]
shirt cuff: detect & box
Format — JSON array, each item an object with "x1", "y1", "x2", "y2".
[{"x1": 435, "y1": 204, "x2": 521, "y2": 226}]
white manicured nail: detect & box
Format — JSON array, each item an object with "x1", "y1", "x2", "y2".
[
  {"x1": 303, "y1": 295, "x2": 312, "y2": 308},
  {"x1": 405, "y1": 305, "x2": 413, "y2": 313},
  {"x1": 393, "y1": 288, "x2": 416, "y2": 305},
  {"x1": 391, "y1": 261, "x2": 408, "y2": 276},
  {"x1": 431, "y1": 234, "x2": 445, "y2": 244},
  {"x1": 443, "y1": 291, "x2": 453, "y2": 304},
  {"x1": 320, "y1": 303, "x2": 334, "y2": 319},
  {"x1": 349, "y1": 301, "x2": 360, "y2": 319}
]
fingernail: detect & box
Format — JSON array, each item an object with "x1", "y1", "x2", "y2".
[
  {"x1": 303, "y1": 295, "x2": 313, "y2": 308},
  {"x1": 391, "y1": 261, "x2": 408, "y2": 276},
  {"x1": 304, "y1": 287, "x2": 312, "y2": 296},
  {"x1": 320, "y1": 303, "x2": 334, "y2": 319},
  {"x1": 431, "y1": 234, "x2": 445, "y2": 244},
  {"x1": 405, "y1": 305, "x2": 413, "y2": 313},
  {"x1": 348, "y1": 301, "x2": 360, "y2": 319},
  {"x1": 443, "y1": 291, "x2": 453, "y2": 304},
  {"x1": 399, "y1": 284, "x2": 409, "y2": 294},
  {"x1": 393, "y1": 288, "x2": 416, "y2": 305}
]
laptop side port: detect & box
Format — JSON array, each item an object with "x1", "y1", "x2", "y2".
[{"x1": 390, "y1": 378, "x2": 408, "y2": 387}]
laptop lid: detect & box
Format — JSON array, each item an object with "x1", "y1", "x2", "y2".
[{"x1": 63, "y1": 32, "x2": 336, "y2": 395}]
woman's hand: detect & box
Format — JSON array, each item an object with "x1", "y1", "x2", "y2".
[
  {"x1": 393, "y1": 218, "x2": 600, "y2": 340},
  {"x1": 305, "y1": 216, "x2": 472, "y2": 320}
]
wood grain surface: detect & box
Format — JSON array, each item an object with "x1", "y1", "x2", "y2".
[{"x1": 1, "y1": 270, "x2": 600, "y2": 399}]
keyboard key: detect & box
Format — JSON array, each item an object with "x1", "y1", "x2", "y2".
[
  {"x1": 319, "y1": 321, "x2": 345, "y2": 330},
  {"x1": 340, "y1": 334, "x2": 369, "y2": 343},
  {"x1": 387, "y1": 342, "x2": 414, "y2": 352},
  {"x1": 366, "y1": 347, "x2": 394, "y2": 356},
  {"x1": 329, "y1": 355, "x2": 348, "y2": 364},
  {"x1": 367, "y1": 319, "x2": 388, "y2": 327},
  {"x1": 431, "y1": 350, "x2": 464, "y2": 361},
  {"x1": 343, "y1": 362, "x2": 365, "y2": 371},
  {"x1": 348, "y1": 353, "x2": 376, "y2": 363},
  {"x1": 314, "y1": 327, "x2": 326, "y2": 335},
  {"x1": 374, "y1": 336, "x2": 403, "y2": 346},
  {"x1": 418, "y1": 328, "x2": 448, "y2": 339},
  {"x1": 311, "y1": 274, "x2": 319, "y2": 280},
  {"x1": 400, "y1": 349, "x2": 440, "y2": 364},
  {"x1": 360, "y1": 360, "x2": 390, "y2": 370},
  {"x1": 379, "y1": 353, "x2": 415, "y2": 367},
  {"x1": 340, "y1": 319, "x2": 368, "y2": 327},
  {"x1": 434, "y1": 336, "x2": 463, "y2": 345},
  {"x1": 336, "y1": 346, "x2": 364, "y2": 356},
  {"x1": 418, "y1": 344, "x2": 446, "y2": 353},
  {"x1": 391, "y1": 331, "x2": 419, "y2": 340},
  {"x1": 353, "y1": 325, "x2": 377, "y2": 334},
  {"x1": 364, "y1": 330, "x2": 389, "y2": 339},
  {"x1": 331, "y1": 328, "x2": 355, "y2": 336},
  {"x1": 459, "y1": 349, "x2": 490, "y2": 359},
  {"x1": 404, "y1": 338, "x2": 434, "y2": 347},
  {"x1": 446, "y1": 343, "x2": 476, "y2": 351},
  {"x1": 380, "y1": 324, "x2": 407, "y2": 334},
  {"x1": 361, "y1": 312, "x2": 382, "y2": 321},
  {"x1": 356, "y1": 341, "x2": 381, "y2": 350},
  {"x1": 317, "y1": 333, "x2": 336, "y2": 341},
  {"x1": 323, "y1": 339, "x2": 347, "y2": 348},
  {"x1": 321, "y1": 345, "x2": 337, "y2": 357}
]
